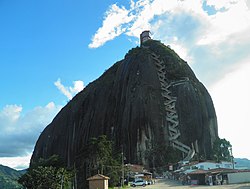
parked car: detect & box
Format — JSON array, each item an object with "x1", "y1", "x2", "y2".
[{"x1": 131, "y1": 180, "x2": 146, "y2": 187}]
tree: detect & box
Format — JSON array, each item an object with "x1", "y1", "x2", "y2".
[
  {"x1": 18, "y1": 155, "x2": 73, "y2": 189},
  {"x1": 212, "y1": 138, "x2": 233, "y2": 162},
  {"x1": 145, "y1": 142, "x2": 181, "y2": 173},
  {"x1": 31, "y1": 154, "x2": 64, "y2": 169},
  {"x1": 81, "y1": 135, "x2": 121, "y2": 187}
]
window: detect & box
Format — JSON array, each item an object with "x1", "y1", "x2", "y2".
[{"x1": 191, "y1": 166, "x2": 198, "y2": 170}]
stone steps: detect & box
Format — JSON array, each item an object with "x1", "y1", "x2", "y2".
[{"x1": 151, "y1": 52, "x2": 195, "y2": 161}]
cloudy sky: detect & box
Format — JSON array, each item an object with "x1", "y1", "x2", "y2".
[{"x1": 0, "y1": 0, "x2": 250, "y2": 170}]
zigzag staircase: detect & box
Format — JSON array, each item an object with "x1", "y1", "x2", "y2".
[{"x1": 151, "y1": 52, "x2": 195, "y2": 161}]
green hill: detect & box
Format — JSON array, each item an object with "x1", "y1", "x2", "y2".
[
  {"x1": 0, "y1": 164, "x2": 24, "y2": 189},
  {"x1": 235, "y1": 158, "x2": 250, "y2": 169}
]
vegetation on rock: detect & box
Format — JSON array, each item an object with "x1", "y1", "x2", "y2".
[{"x1": 78, "y1": 135, "x2": 122, "y2": 187}]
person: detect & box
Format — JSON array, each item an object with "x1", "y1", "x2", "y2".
[
  {"x1": 208, "y1": 175, "x2": 213, "y2": 186},
  {"x1": 205, "y1": 175, "x2": 209, "y2": 185},
  {"x1": 217, "y1": 174, "x2": 222, "y2": 185},
  {"x1": 187, "y1": 175, "x2": 191, "y2": 185},
  {"x1": 181, "y1": 176, "x2": 186, "y2": 185}
]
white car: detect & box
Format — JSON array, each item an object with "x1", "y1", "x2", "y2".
[{"x1": 131, "y1": 180, "x2": 146, "y2": 187}]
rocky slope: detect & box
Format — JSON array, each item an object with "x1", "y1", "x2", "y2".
[{"x1": 31, "y1": 40, "x2": 218, "y2": 187}]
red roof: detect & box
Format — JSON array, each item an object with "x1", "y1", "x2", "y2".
[
  {"x1": 209, "y1": 168, "x2": 250, "y2": 174},
  {"x1": 186, "y1": 168, "x2": 241, "y2": 175},
  {"x1": 187, "y1": 168, "x2": 249, "y2": 176},
  {"x1": 187, "y1": 169, "x2": 209, "y2": 175},
  {"x1": 87, "y1": 174, "x2": 110, "y2": 181},
  {"x1": 208, "y1": 168, "x2": 237, "y2": 174}
]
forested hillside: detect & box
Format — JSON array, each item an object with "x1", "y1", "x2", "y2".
[{"x1": 0, "y1": 165, "x2": 24, "y2": 189}]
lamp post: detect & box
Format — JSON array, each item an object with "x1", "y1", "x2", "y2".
[{"x1": 229, "y1": 146, "x2": 234, "y2": 169}]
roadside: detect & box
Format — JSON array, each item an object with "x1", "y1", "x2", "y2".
[{"x1": 128, "y1": 178, "x2": 250, "y2": 189}]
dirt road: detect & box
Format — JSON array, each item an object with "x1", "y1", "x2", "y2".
[{"x1": 129, "y1": 179, "x2": 250, "y2": 189}]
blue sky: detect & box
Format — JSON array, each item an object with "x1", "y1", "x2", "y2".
[
  {"x1": 0, "y1": 0, "x2": 134, "y2": 109},
  {"x1": 0, "y1": 0, "x2": 250, "y2": 169}
]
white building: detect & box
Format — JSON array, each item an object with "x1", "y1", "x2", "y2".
[{"x1": 181, "y1": 161, "x2": 234, "y2": 174}]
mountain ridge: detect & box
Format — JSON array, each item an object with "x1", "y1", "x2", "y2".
[
  {"x1": 235, "y1": 158, "x2": 250, "y2": 169},
  {"x1": 0, "y1": 164, "x2": 24, "y2": 189}
]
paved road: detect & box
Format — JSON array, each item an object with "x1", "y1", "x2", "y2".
[{"x1": 129, "y1": 179, "x2": 250, "y2": 189}]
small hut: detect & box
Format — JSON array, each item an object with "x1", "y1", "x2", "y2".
[{"x1": 87, "y1": 174, "x2": 110, "y2": 189}]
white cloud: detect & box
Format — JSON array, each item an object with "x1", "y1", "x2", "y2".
[
  {"x1": 210, "y1": 58, "x2": 250, "y2": 159},
  {"x1": 0, "y1": 78, "x2": 85, "y2": 169},
  {"x1": 88, "y1": 0, "x2": 206, "y2": 48},
  {"x1": 88, "y1": 4, "x2": 134, "y2": 48},
  {"x1": 0, "y1": 102, "x2": 62, "y2": 160},
  {"x1": 198, "y1": 0, "x2": 250, "y2": 45},
  {"x1": 54, "y1": 78, "x2": 84, "y2": 100},
  {"x1": 54, "y1": 79, "x2": 72, "y2": 100},
  {"x1": 168, "y1": 42, "x2": 194, "y2": 63},
  {"x1": 206, "y1": 0, "x2": 239, "y2": 10},
  {"x1": 0, "y1": 154, "x2": 32, "y2": 170},
  {"x1": 0, "y1": 105, "x2": 22, "y2": 123},
  {"x1": 70, "y1": 80, "x2": 85, "y2": 94}
]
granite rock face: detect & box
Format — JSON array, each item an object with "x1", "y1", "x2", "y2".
[{"x1": 31, "y1": 40, "x2": 218, "y2": 187}]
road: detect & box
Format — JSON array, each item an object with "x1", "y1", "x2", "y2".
[{"x1": 129, "y1": 179, "x2": 250, "y2": 189}]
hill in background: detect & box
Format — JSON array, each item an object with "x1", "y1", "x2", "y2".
[
  {"x1": 0, "y1": 164, "x2": 25, "y2": 189},
  {"x1": 235, "y1": 158, "x2": 250, "y2": 169}
]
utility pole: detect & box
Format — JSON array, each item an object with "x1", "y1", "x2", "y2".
[
  {"x1": 73, "y1": 163, "x2": 77, "y2": 189},
  {"x1": 60, "y1": 174, "x2": 64, "y2": 189},
  {"x1": 121, "y1": 145, "x2": 124, "y2": 187}
]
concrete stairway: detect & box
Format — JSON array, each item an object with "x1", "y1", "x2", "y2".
[{"x1": 151, "y1": 52, "x2": 195, "y2": 161}]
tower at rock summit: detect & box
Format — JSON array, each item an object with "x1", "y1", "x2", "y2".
[{"x1": 31, "y1": 31, "x2": 218, "y2": 188}]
